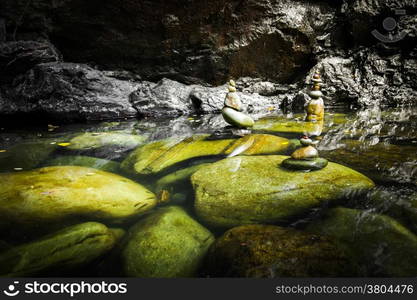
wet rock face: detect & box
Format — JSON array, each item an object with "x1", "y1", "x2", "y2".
[
  {"x1": 0, "y1": 41, "x2": 62, "y2": 83},
  {"x1": 343, "y1": 0, "x2": 417, "y2": 45},
  {"x1": 0, "y1": 0, "x2": 335, "y2": 84},
  {"x1": 308, "y1": 48, "x2": 417, "y2": 106},
  {"x1": 0, "y1": 0, "x2": 416, "y2": 119},
  {"x1": 1, "y1": 62, "x2": 139, "y2": 122},
  {"x1": 130, "y1": 78, "x2": 286, "y2": 116}
]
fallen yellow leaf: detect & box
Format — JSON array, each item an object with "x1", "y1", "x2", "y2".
[
  {"x1": 0, "y1": 150, "x2": 6, "y2": 153},
  {"x1": 58, "y1": 143, "x2": 71, "y2": 147}
]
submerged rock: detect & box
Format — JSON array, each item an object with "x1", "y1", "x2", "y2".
[
  {"x1": 122, "y1": 206, "x2": 214, "y2": 278},
  {"x1": 43, "y1": 156, "x2": 121, "y2": 173},
  {"x1": 364, "y1": 188, "x2": 417, "y2": 234},
  {"x1": 204, "y1": 225, "x2": 356, "y2": 277},
  {"x1": 67, "y1": 132, "x2": 146, "y2": 151},
  {"x1": 0, "y1": 141, "x2": 57, "y2": 173},
  {"x1": 320, "y1": 140, "x2": 417, "y2": 186},
  {"x1": 253, "y1": 113, "x2": 348, "y2": 137},
  {"x1": 122, "y1": 134, "x2": 289, "y2": 176},
  {"x1": 307, "y1": 207, "x2": 417, "y2": 277},
  {"x1": 0, "y1": 222, "x2": 117, "y2": 277},
  {"x1": 192, "y1": 155, "x2": 374, "y2": 228},
  {"x1": 0, "y1": 166, "x2": 157, "y2": 226}
]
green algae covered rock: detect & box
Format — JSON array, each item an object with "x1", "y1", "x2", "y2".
[
  {"x1": 67, "y1": 132, "x2": 146, "y2": 151},
  {"x1": 0, "y1": 222, "x2": 118, "y2": 277},
  {"x1": 253, "y1": 113, "x2": 347, "y2": 137},
  {"x1": 122, "y1": 206, "x2": 214, "y2": 277},
  {"x1": 307, "y1": 207, "x2": 417, "y2": 277},
  {"x1": 192, "y1": 155, "x2": 374, "y2": 228},
  {"x1": 0, "y1": 141, "x2": 57, "y2": 173},
  {"x1": 203, "y1": 225, "x2": 356, "y2": 277},
  {"x1": 43, "y1": 155, "x2": 121, "y2": 173},
  {"x1": 0, "y1": 166, "x2": 157, "y2": 226},
  {"x1": 121, "y1": 134, "x2": 289, "y2": 176}
]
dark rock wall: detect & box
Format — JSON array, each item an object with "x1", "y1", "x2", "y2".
[
  {"x1": 0, "y1": 0, "x2": 338, "y2": 84},
  {"x1": 0, "y1": 0, "x2": 416, "y2": 122}
]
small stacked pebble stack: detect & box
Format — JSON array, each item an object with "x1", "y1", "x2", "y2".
[
  {"x1": 305, "y1": 71, "x2": 325, "y2": 122},
  {"x1": 281, "y1": 135, "x2": 328, "y2": 171}
]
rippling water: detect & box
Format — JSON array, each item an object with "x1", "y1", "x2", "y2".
[{"x1": 0, "y1": 106, "x2": 416, "y2": 277}]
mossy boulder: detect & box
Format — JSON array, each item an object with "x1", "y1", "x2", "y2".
[
  {"x1": 204, "y1": 225, "x2": 356, "y2": 277},
  {"x1": 0, "y1": 222, "x2": 117, "y2": 277},
  {"x1": 192, "y1": 155, "x2": 374, "y2": 228},
  {"x1": 307, "y1": 207, "x2": 417, "y2": 277},
  {"x1": 122, "y1": 206, "x2": 214, "y2": 277},
  {"x1": 0, "y1": 166, "x2": 157, "y2": 226},
  {"x1": 67, "y1": 132, "x2": 146, "y2": 151},
  {"x1": 43, "y1": 155, "x2": 121, "y2": 173},
  {"x1": 121, "y1": 134, "x2": 290, "y2": 176},
  {"x1": 0, "y1": 141, "x2": 57, "y2": 172}
]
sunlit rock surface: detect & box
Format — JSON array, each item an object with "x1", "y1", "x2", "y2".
[
  {"x1": 122, "y1": 206, "x2": 214, "y2": 278},
  {"x1": 121, "y1": 134, "x2": 290, "y2": 176},
  {"x1": 192, "y1": 155, "x2": 374, "y2": 228}
]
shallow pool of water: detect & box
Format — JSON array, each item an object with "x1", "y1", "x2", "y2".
[{"x1": 0, "y1": 107, "x2": 416, "y2": 277}]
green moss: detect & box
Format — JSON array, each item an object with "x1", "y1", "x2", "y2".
[
  {"x1": 122, "y1": 206, "x2": 214, "y2": 277},
  {"x1": 121, "y1": 134, "x2": 290, "y2": 176},
  {"x1": 0, "y1": 166, "x2": 157, "y2": 225},
  {"x1": 0, "y1": 222, "x2": 117, "y2": 277},
  {"x1": 192, "y1": 155, "x2": 374, "y2": 228},
  {"x1": 307, "y1": 207, "x2": 417, "y2": 277}
]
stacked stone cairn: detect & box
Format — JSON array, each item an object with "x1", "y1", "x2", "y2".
[
  {"x1": 282, "y1": 135, "x2": 328, "y2": 171},
  {"x1": 221, "y1": 80, "x2": 255, "y2": 134}
]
